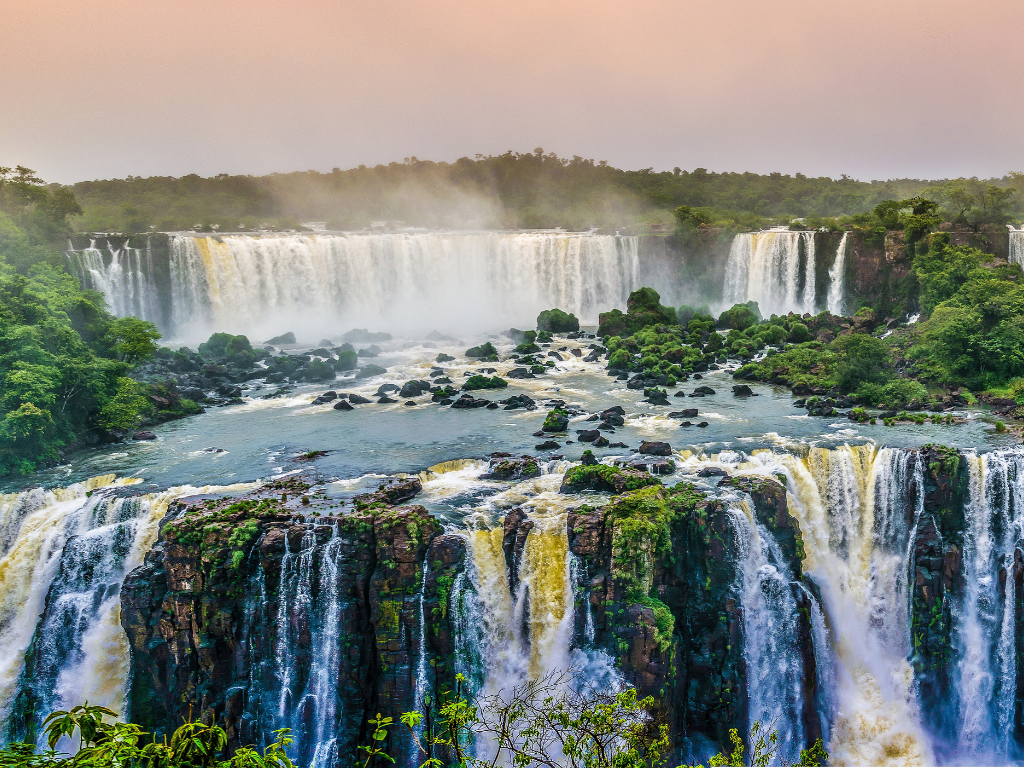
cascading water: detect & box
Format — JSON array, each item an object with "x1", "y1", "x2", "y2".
[
  {"x1": 827, "y1": 232, "x2": 848, "y2": 316},
  {"x1": 727, "y1": 499, "x2": 807, "y2": 760},
  {"x1": 66, "y1": 240, "x2": 160, "y2": 323},
  {"x1": 953, "y1": 451, "x2": 1024, "y2": 761},
  {"x1": 779, "y1": 445, "x2": 932, "y2": 766},
  {"x1": 0, "y1": 477, "x2": 255, "y2": 745},
  {"x1": 273, "y1": 524, "x2": 347, "y2": 768},
  {"x1": 722, "y1": 229, "x2": 816, "y2": 317},
  {"x1": 167, "y1": 232, "x2": 639, "y2": 341},
  {"x1": 1009, "y1": 228, "x2": 1024, "y2": 268}
]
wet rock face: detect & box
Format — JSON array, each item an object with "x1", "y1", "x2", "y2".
[
  {"x1": 567, "y1": 480, "x2": 820, "y2": 757},
  {"x1": 120, "y1": 483, "x2": 463, "y2": 768},
  {"x1": 911, "y1": 445, "x2": 967, "y2": 732}
]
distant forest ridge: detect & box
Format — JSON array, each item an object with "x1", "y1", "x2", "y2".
[{"x1": 65, "y1": 150, "x2": 1024, "y2": 233}]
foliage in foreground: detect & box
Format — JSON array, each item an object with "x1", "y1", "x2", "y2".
[
  {"x1": 373, "y1": 670, "x2": 827, "y2": 768},
  {"x1": 0, "y1": 703, "x2": 294, "y2": 768}
]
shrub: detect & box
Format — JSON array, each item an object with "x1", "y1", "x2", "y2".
[{"x1": 537, "y1": 308, "x2": 580, "y2": 333}]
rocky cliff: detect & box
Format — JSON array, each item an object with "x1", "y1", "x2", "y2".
[{"x1": 120, "y1": 475, "x2": 465, "y2": 766}]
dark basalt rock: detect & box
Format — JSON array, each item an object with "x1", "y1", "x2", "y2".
[
  {"x1": 670, "y1": 409, "x2": 698, "y2": 418},
  {"x1": 483, "y1": 455, "x2": 542, "y2": 480},
  {"x1": 506, "y1": 368, "x2": 535, "y2": 379},
  {"x1": 731, "y1": 384, "x2": 753, "y2": 396},
  {"x1": 697, "y1": 467, "x2": 728, "y2": 477},
  {"x1": 400, "y1": 380, "x2": 431, "y2": 398},
  {"x1": 354, "y1": 476, "x2": 423, "y2": 507},
  {"x1": 502, "y1": 508, "x2": 534, "y2": 597},
  {"x1": 133, "y1": 430, "x2": 157, "y2": 440},
  {"x1": 333, "y1": 400, "x2": 354, "y2": 411},
  {"x1": 376, "y1": 383, "x2": 400, "y2": 395},
  {"x1": 120, "y1": 482, "x2": 463, "y2": 767},
  {"x1": 639, "y1": 440, "x2": 672, "y2": 456},
  {"x1": 348, "y1": 394, "x2": 372, "y2": 404},
  {"x1": 377, "y1": 396, "x2": 398, "y2": 404},
  {"x1": 450, "y1": 394, "x2": 489, "y2": 409},
  {"x1": 593, "y1": 436, "x2": 610, "y2": 448},
  {"x1": 311, "y1": 391, "x2": 337, "y2": 404},
  {"x1": 576, "y1": 429, "x2": 601, "y2": 443},
  {"x1": 501, "y1": 394, "x2": 536, "y2": 410},
  {"x1": 691, "y1": 386, "x2": 716, "y2": 396},
  {"x1": 696, "y1": 421, "x2": 709, "y2": 427},
  {"x1": 535, "y1": 440, "x2": 561, "y2": 450}
]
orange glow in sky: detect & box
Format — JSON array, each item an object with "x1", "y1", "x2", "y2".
[{"x1": 3, "y1": 0, "x2": 1023, "y2": 181}]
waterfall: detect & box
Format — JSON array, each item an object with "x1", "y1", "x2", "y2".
[
  {"x1": 1009, "y1": 228, "x2": 1024, "y2": 268},
  {"x1": 0, "y1": 477, "x2": 255, "y2": 745},
  {"x1": 722, "y1": 230, "x2": 816, "y2": 317},
  {"x1": 167, "y1": 232, "x2": 639, "y2": 341},
  {"x1": 771, "y1": 445, "x2": 933, "y2": 765},
  {"x1": 66, "y1": 239, "x2": 159, "y2": 323},
  {"x1": 953, "y1": 451, "x2": 1024, "y2": 760},
  {"x1": 727, "y1": 500, "x2": 807, "y2": 759},
  {"x1": 827, "y1": 233, "x2": 848, "y2": 316},
  {"x1": 272, "y1": 525, "x2": 347, "y2": 768}
]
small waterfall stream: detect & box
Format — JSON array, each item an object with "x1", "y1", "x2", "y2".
[
  {"x1": 827, "y1": 232, "x2": 848, "y2": 316},
  {"x1": 66, "y1": 240, "x2": 160, "y2": 323},
  {"x1": 1009, "y1": 228, "x2": 1024, "y2": 268}
]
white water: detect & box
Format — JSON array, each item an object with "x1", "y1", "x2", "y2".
[
  {"x1": 1009, "y1": 228, "x2": 1024, "y2": 268},
  {"x1": 66, "y1": 240, "x2": 160, "y2": 322},
  {"x1": 0, "y1": 476, "x2": 255, "y2": 743},
  {"x1": 827, "y1": 233, "x2": 848, "y2": 316},
  {"x1": 953, "y1": 451, "x2": 1024, "y2": 760},
  {"x1": 722, "y1": 230, "x2": 816, "y2": 317},
  {"x1": 727, "y1": 499, "x2": 807, "y2": 760},
  {"x1": 167, "y1": 232, "x2": 639, "y2": 342}
]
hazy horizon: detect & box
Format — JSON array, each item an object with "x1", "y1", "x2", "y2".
[{"x1": 4, "y1": 0, "x2": 1024, "y2": 184}]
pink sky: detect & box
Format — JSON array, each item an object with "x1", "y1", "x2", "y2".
[{"x1": 3, "y1": 0, "x2": 1023, "y2": 182}]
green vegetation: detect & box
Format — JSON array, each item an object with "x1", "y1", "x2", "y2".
[
  {"x1": 62, "y1": 151, "x2": 1024, "y2": 233},
  {"x1": 0, "y1": 703, "x2": 294, "y2": 768},
  {"x1": 536, "y1": 307, "x2": 579, "y2": 333},
  {"x1": 541, "y1": 407, "x2": 569, "y2": 432},
  {"x1": 461, "y1": 375, "x2": 507, "y2": 391},
  {"x1": 464, "y1": 341, "x2": 498, "y2": 360}
]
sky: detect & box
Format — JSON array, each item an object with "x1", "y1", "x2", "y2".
[{"x1": 3, "y1": 0, "x2": 1024, "y2": 184}]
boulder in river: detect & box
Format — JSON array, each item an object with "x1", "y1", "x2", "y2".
[
  {"x1": 535, "y1": 440, "x2": 561, "y2": 450},
  {"x1": 435, "y1": 353, "x2": 455, "y2": 363},
  {"x1": 593, "y1": 435, "x2": 610, "y2": 447},
  {"x1": 506, "y1": 368, "x2": 535, "y2": 379},
  {"x1": 348, "y1": 394, "x2": 372, "y2": 404},
  {"x1": 542, "y1": 408, "x2": 569, "y2": 432},
  {"x1": 133, "y1": 431, "x2": 157, "y2": 440},
  {"x1": 697, "y1": 466, "x2": 729, "y2": 477},
  {"x1": 450, "y1": 394, "x2": 489, "y2": 409},
  {"x1": 576, "y1": 429, "x2": 601, "y2": 443},
  {"x1": 265, "y1": 332, "x2": 296, "y2": 345},
  {"x1": 311, "y1": 391, "x2": 337, "y2": 405},
  {"x1": 376, "y1": 384, "x2": 400, "y2": 395},
  {"x1": 731, "y1": 384, "x2": 754, "y2": 396},
  {"x1": 354, "y1": 476, "x2": 422, "y2": 508},
  {"x1": 483, "y1": 455, "x2": 542, "y2": 480},
  {"x1": 501, "y1": 394, "x2": 536, "y2": 410},
  {"x1": 378, "y1": 396, "x2": 397, "y2": 404},
  {"x1": 670, "y1": 408, "x2": 698, "y2": 418},
  {"x1": 692, "y1": 385, "x2": 716, "y2": 396},
  {"x1": 639, "y1": 440, "x2": 672, "y2": 456},
  {"x1": 333, "y1": 400, "x2": 354, "y2": 411}
]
